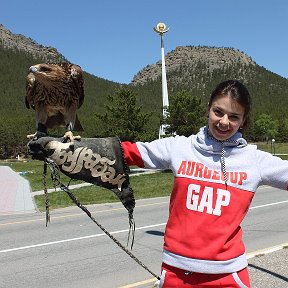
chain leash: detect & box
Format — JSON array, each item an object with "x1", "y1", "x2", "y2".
[
  {"x1": 43, "y1": 161, "x2": 50, "y2": 226},
  {"x1": 42, "y1": 157, "x2": 160, "y2": 280}
]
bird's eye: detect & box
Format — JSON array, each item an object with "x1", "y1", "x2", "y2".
[{"x1": 40, "y1": 67, "x2": 50, "y2": 72}]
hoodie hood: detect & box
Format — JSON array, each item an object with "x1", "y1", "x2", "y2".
[
  {"x1": 194, "y1": 126, "x2": 248, "y2": 188},
  {"x1": 194, "y1": 126, "x2": 247, "y2": 155}
]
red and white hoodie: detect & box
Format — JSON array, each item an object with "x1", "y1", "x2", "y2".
[{"x1": 122, "y1": 126, "x2": 288, "y2": 274}]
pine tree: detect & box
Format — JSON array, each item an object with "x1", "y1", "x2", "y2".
[
  {"x1": 94, "y1": 87, "x2": 152, "y2": 141},
  {"x1": 164, "y1": 91, "x2": 207, "y2": 136}
]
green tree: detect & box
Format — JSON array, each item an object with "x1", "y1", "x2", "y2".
[
  {"x1": 277, "y1": 118, "x2": 288, "y2": 142},
  {"x1": 94, "y1": 87, "x2": 152, "y2": 141},
  {"x1": 254, "y1": 114, "x2": 278, "y2": 142},
  {"x1": 164, "y1": 91, "x2": 207, "y2": 136}
]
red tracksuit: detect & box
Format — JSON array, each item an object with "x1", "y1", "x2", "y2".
[{"x1": 122, "y1": 127, "x2": 288, "y2": 287}]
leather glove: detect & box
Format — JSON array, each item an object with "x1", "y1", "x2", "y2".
[{"x1": 27, "y1": 136, "x2": 135, "y2": 217}]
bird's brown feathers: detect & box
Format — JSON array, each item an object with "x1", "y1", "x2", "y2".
[{"x1": 25, "y1": 62, "x2": 84, "y2": 131}]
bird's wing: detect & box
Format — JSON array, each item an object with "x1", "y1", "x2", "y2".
[
  {"x1": 70, "y1": 64, "x2": 85, "y2": 108},
  {"x1": 25, "y1": 73, "x2": 36, "y2": 109}
]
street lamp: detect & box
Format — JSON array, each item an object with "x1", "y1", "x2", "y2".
[
  {"x1": 154, "y1": 22, "x2": 169, "y2": 138},
  {"x1": 271, "y1": 138, "x2": 275, "y2": 155}
]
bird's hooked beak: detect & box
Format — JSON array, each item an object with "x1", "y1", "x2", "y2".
[{"x1": 29, "y1": 65, "x2": 38, "y2": 73}]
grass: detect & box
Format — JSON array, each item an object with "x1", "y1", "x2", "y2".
[
  {"x1": 0, "y1": 159, "x2": 174, "y2": 211},
  {"x1": 252, "y1": 142, "x2": 288, "y2": 159},
  {"x1": 1, "y1": 141, "x2": 288, "y2": 211},
  {"x1": 34, "y1": 171, "x2": 174, "y2": 211}
]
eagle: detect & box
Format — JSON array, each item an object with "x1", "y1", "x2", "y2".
[{"x1": 25, "y1": 62, "x2": 85, "y2": 142}]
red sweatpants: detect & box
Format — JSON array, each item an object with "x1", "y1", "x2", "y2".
[{"x1": 159, "y1": 263, "x2": 251, "y2": 288}]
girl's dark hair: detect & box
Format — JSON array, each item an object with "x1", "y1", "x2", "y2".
[{"x1": 208, "y1": 80, "x2": 251, "y2": 129}]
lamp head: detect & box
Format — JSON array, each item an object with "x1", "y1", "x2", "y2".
[{"x1": 154, "y1": 22, "x2": 169, "y2": 35}]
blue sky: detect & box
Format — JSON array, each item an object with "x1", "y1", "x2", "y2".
[{"x1": 1, "y1": 0, "x2": 288, "y2": 84}]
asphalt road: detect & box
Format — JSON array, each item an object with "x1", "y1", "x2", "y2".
[{"x1": 0, "y1": 186, "x2": 287, "y2": 288}]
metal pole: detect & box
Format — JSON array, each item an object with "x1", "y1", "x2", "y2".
[
  {"x1": 161, "y1": 34, "x2": 169, "y2": 113},
  {"x1": 154, "y1": 23, "x2": 169, "y2": 138}
]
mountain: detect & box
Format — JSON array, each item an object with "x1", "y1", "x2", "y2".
[
  {"x1": 132, "y1": 45, "x2": 288, "y2": 124},
  {"x1": 132, "y1": 46, "x2": 256, "y2": 85},
  {"x1": 1, "y1": 24, "x2": 288, "y2": 157},
  {"x1": 0, "y1": 24, "x2": 66, "y2": 62}
]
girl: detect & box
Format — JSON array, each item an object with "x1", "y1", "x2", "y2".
[{"x1": 122, "y1": 80, "x2": 288, "y2": 287}]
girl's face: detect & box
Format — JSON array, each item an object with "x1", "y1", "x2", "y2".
[{"x1": 208, "y1": 94, "x2": 245, "y2": 141}]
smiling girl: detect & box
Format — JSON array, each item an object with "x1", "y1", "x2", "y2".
[{"x1": 122, "y1": 80, "x2": 288, "y2": 287}]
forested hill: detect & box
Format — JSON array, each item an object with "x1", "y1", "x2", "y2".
[
  {"x1": 1, "y1": 24, "x2": 288, "y2": 157},
  {"x1": 132, "y1": 46, "x2": 288, "y2": 122}
]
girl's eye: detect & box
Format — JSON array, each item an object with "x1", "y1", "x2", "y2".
[
  {"x1": 229, "y1": 115, "x2": 239, "y2": 121},
  {"x1": 214, "y1": 109, "x2": 240, "y2": 121},
  {"x1": 214, "y1": 109, "x2": 223, "y2": 117}
]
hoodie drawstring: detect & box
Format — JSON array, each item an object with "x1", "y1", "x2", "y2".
[
  {"x1": 204, "y1": 127, "x2": 247, "y2": 190},
  {"x1": 220, "y1": 141, "x2": 228, "y2": 189}
]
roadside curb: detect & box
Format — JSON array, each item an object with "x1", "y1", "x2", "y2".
[{"x1": 246, "y1": 242, "x2": 288, "y2": 259}]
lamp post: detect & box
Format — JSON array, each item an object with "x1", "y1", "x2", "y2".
[
  {"x1": 271, "y1": 138, "x2": 275, "y2": 155},
  {"x1": 154, "y1": 22, "x2": 169, "y2": 139}
]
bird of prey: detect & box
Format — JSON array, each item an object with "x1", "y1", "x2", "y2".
[{"x1": 25, "y1": 62, "x2": 85, "y2": 142}]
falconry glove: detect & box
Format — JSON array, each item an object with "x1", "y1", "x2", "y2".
[{"x1": 27, "y1": 136, "x2": 135, "y2": 229}]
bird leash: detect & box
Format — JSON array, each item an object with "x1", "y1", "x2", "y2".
[
  {"x1": 28, "y1": 135, "x2": 160, "y2": 280},
  {"x1": 42, "y1": 157, "x2": 160, "y2": 280}
]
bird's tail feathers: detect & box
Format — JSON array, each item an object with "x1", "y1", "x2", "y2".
[{"x1": 74, "y1": 115, "x2": 84, "y2": 131}]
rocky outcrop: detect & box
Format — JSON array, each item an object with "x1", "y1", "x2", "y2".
[
  {"x1": 0, "y1": 24, "x2": 66, "y2": 62},
  {"x1": 131, "y1": 46, "x2": 256, "y2": 85}
]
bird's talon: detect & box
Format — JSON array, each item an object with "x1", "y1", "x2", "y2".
[
  {"x1": 27, "y1": 132, "x2": 47, "y2": 141},
  {"x1": 63, "y1": 131, "x2": 81, "y2": 144},
  {"x1": 27, "y1": 134, "x2": 35, "y2": 140}
]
